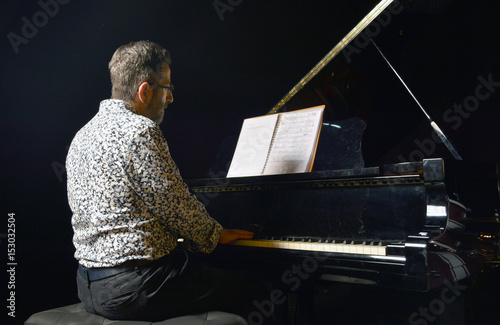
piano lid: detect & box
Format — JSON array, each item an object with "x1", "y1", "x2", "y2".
[{"x1": 266, "y1": 0, "x2": 397, "y2": 115}]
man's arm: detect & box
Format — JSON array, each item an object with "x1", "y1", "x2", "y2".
[{"x1": 127, "y1": 124, "x2": 223, "y2": 253}]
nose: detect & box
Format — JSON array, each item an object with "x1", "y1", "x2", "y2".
[{"x1": 167, "y1": 91, "x2": 173, "y2": 104}]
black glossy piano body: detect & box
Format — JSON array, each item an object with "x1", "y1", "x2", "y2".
[{"x1": 188, "y1": 158, "x2": 485, "y2": 292}]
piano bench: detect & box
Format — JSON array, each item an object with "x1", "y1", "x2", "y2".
[{"x1": 24, "y1": 303, "x2": 248, "y2": 325}]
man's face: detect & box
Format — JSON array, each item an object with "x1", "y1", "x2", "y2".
[{"x1": 146, "y1": 65, "x2": 174, "y2": 125}]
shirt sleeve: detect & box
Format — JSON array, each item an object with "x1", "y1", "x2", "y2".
[{"x1": 126, "y1": 124, "x2": 222, "y2": 254}]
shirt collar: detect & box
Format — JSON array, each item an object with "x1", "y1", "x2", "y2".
[{"x1": 100, "y1": 99, "x2": 140, "y2": 115}]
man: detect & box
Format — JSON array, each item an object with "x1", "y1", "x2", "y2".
[{"x1": 66, "y1": 40, "x2": 265, "y2": 322}]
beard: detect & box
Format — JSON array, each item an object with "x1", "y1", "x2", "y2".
[{"x1": 147, "y1": 93, "x2": 166, "y2": 125}]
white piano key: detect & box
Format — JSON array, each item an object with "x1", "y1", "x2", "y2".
[{"x1": 231, "y1": 238, "x2": 388, "y2": 256}]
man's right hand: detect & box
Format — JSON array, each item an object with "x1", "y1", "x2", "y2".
[{"x1": 218, "y1": 229, "x2": 254, "y2": 244}]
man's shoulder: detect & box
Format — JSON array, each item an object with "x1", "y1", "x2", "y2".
[
  {"x1": 102, "y1": 99, "x2": 156, "y2": 129},
  {"x1": 79, "y1": 100, "x2": 158, "y2": 138}
]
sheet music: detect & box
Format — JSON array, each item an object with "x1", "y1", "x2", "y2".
[
  {"x1": 263, "y1": 106, "x2": 324, "y2": 175},
  {"x1": 226, "y1": 114, "x2": 279, "y2": 177},
  {"x1": 227, "y1": 106, "x2": 324, "y2": 177}
]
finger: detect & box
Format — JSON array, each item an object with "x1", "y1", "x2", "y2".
[
  {"x1": 235, "y1": 229, "x2": 253, "y2": 235},
  {"x1": 237, "y1": 230, "x2": 254, "y2": 239}
]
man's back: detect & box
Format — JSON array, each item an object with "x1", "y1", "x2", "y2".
[{"x1": 67, "y1": 99, "x2": 221, "y2": 268}]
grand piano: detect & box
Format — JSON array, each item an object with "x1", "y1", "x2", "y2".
[
  {"x1": 186, "y1": 0, "x2": 498, "y2": 321},
  {"x1": 189, "y1": 154, "x2": 487, "y2": 292}
]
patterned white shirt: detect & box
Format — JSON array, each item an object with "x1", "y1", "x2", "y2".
[{"x1": 66, "y1": 99, "x2": 222, "y2": 268}]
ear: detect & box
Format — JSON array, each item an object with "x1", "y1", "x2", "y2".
[{"x1": 137, "y1": 82, "x2": 153, "y2": 105}]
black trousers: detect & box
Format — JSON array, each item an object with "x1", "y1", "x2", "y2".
[{"x1": 77, "y1": 250, "x2": 273, "y2": 323}]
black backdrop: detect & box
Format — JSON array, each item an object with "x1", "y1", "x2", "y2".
[{"x1": 1, "y1": 0, "x2": 499, "y2": 323}]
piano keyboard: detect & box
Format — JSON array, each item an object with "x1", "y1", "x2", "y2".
[{"x1": 231, "y1": 238, "x2": 388, "y2": 256}]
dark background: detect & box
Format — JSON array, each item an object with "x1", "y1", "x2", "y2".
[{"x1": 1, "y1": 0, "x2": 499, "y2": 323}]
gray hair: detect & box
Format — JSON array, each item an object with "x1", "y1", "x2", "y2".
[{"x1": 108, "y1": 41, "x2": 171, "y2": 101}]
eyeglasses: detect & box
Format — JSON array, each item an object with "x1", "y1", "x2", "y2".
[{"x1": 151, "y1": 83, "x2": 174, "y2": 93}]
